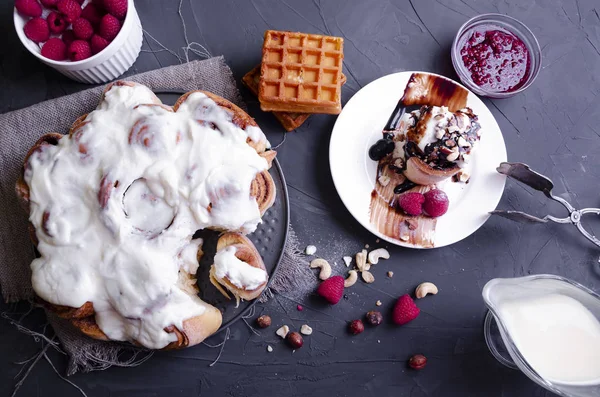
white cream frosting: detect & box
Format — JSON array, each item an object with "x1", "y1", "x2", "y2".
[
  {"x1": 25, "y1": 83, "x2": 270, "y2": 349},
  {"x1": 213, "y1": 246, "x2": 268, "y2": 291}
]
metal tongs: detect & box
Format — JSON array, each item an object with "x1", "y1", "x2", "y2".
[{"x1": 491, "y1": 162, "x2": 600, "y2": 251}]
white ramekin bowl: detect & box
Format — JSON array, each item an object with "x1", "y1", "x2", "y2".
[{"x1": 14, "y1": 0, "x2": 143, "y2": 84}]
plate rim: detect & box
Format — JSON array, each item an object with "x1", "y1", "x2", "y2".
[{"x1": 328, "y1": 71, "x2": 507, "y2": 249}]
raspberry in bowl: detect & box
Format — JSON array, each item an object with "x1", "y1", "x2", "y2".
[
  {"x1": 14, "y1": 0, "x2": 142, "y2": 84},
  {"x1": 451, "y1": 14, "x2": 541, "y2": 98}
]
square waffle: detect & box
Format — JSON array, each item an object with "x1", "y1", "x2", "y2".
[
  {"x1": 243, "y1": 66, "x2": 347, "y2": 132},
  {"x1": 258, "y1": 30, "x2": 344, "y2": 114},
  {"x1": 243, "y1": 66, "x2": 309, "y2": 131}
]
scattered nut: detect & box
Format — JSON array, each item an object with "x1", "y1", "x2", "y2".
[
  {"x1": 256, "y1": 315, "x2": 271, "y2": 328},
  {"x1": 276, "y1": 325, "x2": 290, "y2": 339},
  {"x1": 387, "y1": 271, "x2": 394, "y2": 278},
  {"x1": 376, "y1": 300, "x2": 382, "y2": 306},
  {"x1": 267, "y1": 345, "x2": 273, "y2": 352},
  {"x1": 405, "y1": 218, "x2": 418, "y2": 230},
  {"x1": 310, "y1": 258, "x2": 332, "y2": 280},
  {"x1": 343, "y1": 256, "x2": 352, "y2": 267},
  {"x1": 344, "y1": 270, "x2": 358, "y2": 287},
  {"x1": 348, "y1": 319, "x2": 364, "y2": 335},
  {"x1": 300, "y1": 324, "x2": 313, "y2": 335},
  {"x1": 408, "y1": 354, "x2": 427, "y2": 370},
  {"x1": 355, "y1": 249, "x2": 368, "y2": 271},
  {"x1": 365, "y1": 310, "x2": 383, "y2": 326},
  {"x1": 367, "y1": 248, "x2": 390, "y2": 264},
  {"x1": 415, "y1": 282, "x2": 439, "y2": 299},
  {"x1": 305, "y1": 245, "x2": 317, "y2": 255},
  {"x1": 361, "y1": 270, "x2": 375, "y2": 283},
  {"x1": 286, "y1": 332, "x2": 304, "y2": 349}
]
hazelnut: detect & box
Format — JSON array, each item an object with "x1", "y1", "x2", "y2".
[
  {"x1": 365, "y1": 310, "x2": 383, "y2": 326},
  {"x1": 348, "y1": 319, "x2": 364, "y2": 335},
  {"x1": 286, "y1": 332, "x2": 304, "y2": 349},
  {"x1": 256, "y1": 315, "x2": 271, "y2": 328},
  {"x1": 408, "y1": 354, "x2": 427, "y2": 370}
]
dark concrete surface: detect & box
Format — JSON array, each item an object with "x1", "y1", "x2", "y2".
[{"x1": 2, "y1": 0, "x2": 600, "y2": 396}]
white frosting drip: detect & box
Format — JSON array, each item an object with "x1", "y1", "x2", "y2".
[
  {"x1": 25, "y1": 84, "x2": 270, "y2": 349},
  {"x1": 213, "y1": 246, "x2": 268, "y2": 291}
]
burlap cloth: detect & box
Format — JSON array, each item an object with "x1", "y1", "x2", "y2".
[{"x1": 0, "y1": 57, "x2": 312, "y2": 376}]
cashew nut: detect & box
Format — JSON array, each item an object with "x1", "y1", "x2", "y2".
[
  {"x1": 310, "y1": 258, "x2": 332, "y2": 280},
  {"x1": 415, "y1": 282, "x2": 438, "y2": 299},
  {"x1": 361, "y1": 270, "x2": 375, "y2": 284},
  {"x1": 344, "y1": 270, "x2": 358, "y2": 287},
  {"x1": 276, "y1": 325, "x2": 289, "y2": 338},
  {"x1": 355, "y1": 249, "x2": 368, "y2": 271},
  {"x1": 367, "y1": 248, "x2": 390, "y2": 264}
]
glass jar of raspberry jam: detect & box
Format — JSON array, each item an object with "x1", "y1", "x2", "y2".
[{"x1": 451, "y1": 14, "x2": 541, "y2": 98}]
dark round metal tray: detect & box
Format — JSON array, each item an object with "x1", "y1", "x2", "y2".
[{"x1": 156, "y1": 90, "x2": 289, "y2": 332}]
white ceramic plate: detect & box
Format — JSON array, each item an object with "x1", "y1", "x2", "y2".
[{"x1": 329, "y1": 71, "x2": 507, "y2": 248}]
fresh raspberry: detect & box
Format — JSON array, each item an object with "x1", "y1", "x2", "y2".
[
  {"x1": 80, "y1": 3, "x2": 103, "y2": 27},
  {"x1": 15, "y1": 0, "x2": 42, "y2": 18},
  {"x1": 98, "y1": 13, "x2": 121, "y2": 41},
  {"x1": 316, "y1": 275, "x2": 344, "y2": 304},
  {"x1": 103, "y1": 0, "x2": 127, "y2": 19},
  {"x1": 423, "y1": 189, "x2": 449, "y2": 218},
  {"x1": 72, "y1": 18, "x2": 93, "y2": 40},
  {"x1": 90, "y1": 34, "x2": 109, "y2": 54},
  {"x1": 40, "y1": 0, "x2": 59, "y2": 7},
  {"x1": 23, "y1": 17, "x2": 49, "y2": 43},
  {"x1": 392, "y1": 294, "x2": 420, "y2": 325},
  {"x1": 68, "y1": 39, "x2": 91, "y2": 61},
  {"x1": 61, "y1": 29, "x2": 75, "y2": 46},
  {"x1": 41, "y1": 37, "x2": 66, "y2": 60},
  {"x1": 47, "y1": 12, "x2": 67, "y2": 34},
  {"x1": 397, "y1": 192, "x2": 425, "y2": 216},
  {"x1": 57, "y1": 0, "x2": 82, "y2": 23}
]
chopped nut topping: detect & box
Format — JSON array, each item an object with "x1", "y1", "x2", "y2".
[
  {"x1": 378, "y1": 175, "x2": 391, "y2": 186},
  {"x1": 376, "y1": 300, "x2": 382, "y2": 306},
  {"x1": 387, "y1": 271, "x2": 394, "y2": 278},
  {"x1": 405, "y1": 218, "x2": 418, "y2": 230}
]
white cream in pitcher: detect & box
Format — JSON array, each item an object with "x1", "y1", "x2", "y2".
[
  {"x1": 25, "y1": 83, "x2": 270, "y2": 349},
  {"x1": 498, "y1": 293, "x2": 600, "y2": 385}
]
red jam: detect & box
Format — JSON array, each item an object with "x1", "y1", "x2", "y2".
[{"x1": 459, "y1": 26, "x2": 529, "y2": 93}]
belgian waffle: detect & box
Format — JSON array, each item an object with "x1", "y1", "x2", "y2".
[
  {"x1": 258, "y1": 30, "x2": 344, "y2": 114},
  {"x1": 243, "y1": 66, "x2": 347, "y2": 131}
]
